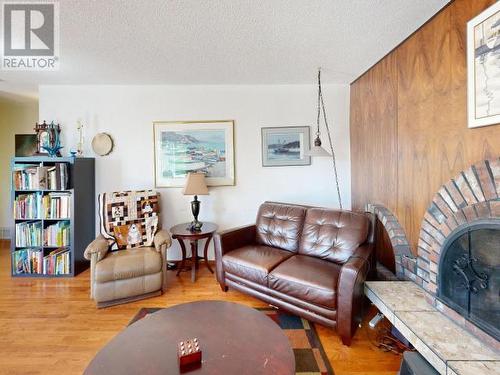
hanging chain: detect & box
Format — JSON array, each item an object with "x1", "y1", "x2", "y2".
[
  {"x1": 316, "y1": 70, "x2": 322, "y2": 138},
  {"x1": 317, "y1": 69, "x2": 343, "y2": 209}
]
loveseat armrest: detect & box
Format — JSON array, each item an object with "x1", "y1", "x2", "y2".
[
  {"x1": 214, "y1": 224, "x2": 256, "y2": 256},
  {"x1": 84, "y1": 234, "x2": 110, "y2": 262},
  {"x1": 214, "y1": 224, "x2": 256, "y2": 291},
  {"x1": 337, "y1": 244, "x2": 373, "y2": 346},
  {"x1": 154, "y1": 229, "x2": 172, "y2": 252}
]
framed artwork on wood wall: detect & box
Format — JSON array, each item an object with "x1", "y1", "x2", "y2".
[
  {"x1": 153, "y1": 120, "x2": 235, "y2": 187},
  {"x1": 261, "y1": 126, "x2": 311, "y2": 167},
  {"x1": 467, "y1": 1, "x2": 500, "y2": 128}
]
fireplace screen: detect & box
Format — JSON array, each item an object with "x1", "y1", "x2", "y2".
[{"x1": 438, "y1": 222, "x2": 499, "y2": 341}]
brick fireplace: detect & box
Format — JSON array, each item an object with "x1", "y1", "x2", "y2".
[{"x1": 370, "y1": 158, "x2": 499, "y2": 348}]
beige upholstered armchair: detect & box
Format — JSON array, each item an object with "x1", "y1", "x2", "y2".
[{"x1": 84, "y1": 190, "x2": 171, "y2": 308}]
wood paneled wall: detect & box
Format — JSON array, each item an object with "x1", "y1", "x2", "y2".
[{"x1": 350, "y1": 0, "x2": 500, "y2": 253}]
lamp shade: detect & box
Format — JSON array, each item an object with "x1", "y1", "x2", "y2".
[
  {"x1": 305, "y1": 145, "x2": 331, "y2": 157},
  {"x1": 182, "y1": 172, "x2": 209, "y2": 195}
]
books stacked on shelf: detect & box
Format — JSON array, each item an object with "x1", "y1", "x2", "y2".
[
  {"x1": 47, "y1": 163, "x2": 69, "y2": 190},
  {"x1": 44, "y1": 221, "x2": 70, "y2": 247},
  {"x1": 13, "y1": 193, "x2": 42, "y2": 219},
  {"x1": 43, "y1": 248, "x2": 70, "y2": 275},
  {"x1": 43, "y1": 192, "x2": 71, "y2": 218},
  {"x1": 12, "y1": 164, "x2": 46, "y2": 190},
  {"x1": 12, "y1": 162, "x2": 68, "y2": 191},
  {"x1": 12, "y1": 248, "x2": 43, "y2": 274},
  {"x1": 15, "y1": 221, "x2": 42, "y2": 247}
]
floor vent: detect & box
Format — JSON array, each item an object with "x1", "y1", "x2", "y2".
[{"x1": 0, "y1": 227, "x2": 10, "y2": 239}]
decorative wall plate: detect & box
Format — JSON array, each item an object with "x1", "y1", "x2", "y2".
[{"x1": 92, "y1": 133, "x2": 114, "y2": 156}]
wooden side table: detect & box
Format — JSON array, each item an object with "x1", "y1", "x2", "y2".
[{"x1": 170, "y1": 222, "x2": 217, "y2": 282}]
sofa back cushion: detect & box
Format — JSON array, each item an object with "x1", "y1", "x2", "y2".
[
  {"x1": 256, "y1": 202, "x2": 307, "y2": 252},
  {"x1": 298, "y1": 208, "x2": 370, "y2": 264}
]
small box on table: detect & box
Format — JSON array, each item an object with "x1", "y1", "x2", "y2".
[{"x1": 177, "y1": 338, "x2": 202, "y2": 369}]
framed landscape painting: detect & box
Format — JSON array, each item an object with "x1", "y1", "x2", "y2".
[
  {"x1": 467, "y1": 1, "x2": 500, "y2": 128},
  {"x1": 261, "y1": 126, "x2": 311, "y2": 167},
  {"x1": 153, "y1": 120, "x2": 235, "y2": 187}
]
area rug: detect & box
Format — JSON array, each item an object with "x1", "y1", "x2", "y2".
[{"x1": 129, "y1": 307, "x2": 334, "y2": 375}]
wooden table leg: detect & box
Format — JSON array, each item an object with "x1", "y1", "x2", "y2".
[
  {"x1": 190, "y1": 240, "x2": 198, "y2": 283},
  {"x1": 204, "y1": 236, "x2": 214, "y2": 274},
  {"x1": 176, "y1": 238, "x2": 187, "y2": 277}
]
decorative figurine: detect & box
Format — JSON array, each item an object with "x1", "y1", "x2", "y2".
[
  {"x1": 41, "y1": 123, "x2": 63, "y2": 157},
  {"x1": 76, "y1": 120, "x2": 84, "y2": 156},
  {"x1": 177, "y1": 338, "x2": 202, "y2": 370},
  {"x1": 34, "y1": 121, "x2": 63, "y2": 157}
]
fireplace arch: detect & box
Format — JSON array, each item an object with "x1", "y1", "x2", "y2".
[
  {"x1": 399, "y1": 157, "x2": 499, "y2": 347},
  {"x1": 437, "y1": 219, "x2": 499, "y2": 341}
]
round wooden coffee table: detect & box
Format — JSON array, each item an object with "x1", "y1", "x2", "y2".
[{"x1": 84, "y1": 301, "x2": 295, "y2": 375}]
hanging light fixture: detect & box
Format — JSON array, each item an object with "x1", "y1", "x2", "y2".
[{"x1": 305, "y1": 68, "x2": 343, "y2": 209}]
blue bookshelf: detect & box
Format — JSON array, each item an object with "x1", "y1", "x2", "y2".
[{"x1": 11, "y1": 156, "x2": 95, "y2": 277}]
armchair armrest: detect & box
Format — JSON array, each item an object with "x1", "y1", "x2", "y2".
[
  {"x1": 84, "y1": 234, "x2": 110, "y2": 262},
  {"x1": 337, "y1": 244, "x2": 373, "y2": 346},
  {"x1": 214, "y1": 224, "x2": 256, "y2": 290},
  {"x1": 154, "y1": 229, "x2": 172, "y2": 252}
]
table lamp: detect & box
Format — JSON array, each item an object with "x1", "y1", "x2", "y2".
[{"x1": 183, "y1": 172, "x2": 209, "y2": 231}]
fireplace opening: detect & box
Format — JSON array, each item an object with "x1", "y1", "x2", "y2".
[{"x1": 437, "y1": 220, "x2": 500, "y2": 341}]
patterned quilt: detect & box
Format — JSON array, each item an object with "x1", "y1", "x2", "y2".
[{"x1": 98, "y1": 190, "x2": 160, "y2": 250}]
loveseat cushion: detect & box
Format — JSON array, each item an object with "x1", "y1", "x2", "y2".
[
  {"x1": 298, "y1": 208, "x2": 370, "y2": 264},
  {"x1": 95, "y1": 247, "x2": 162, "y2": 283},
  {"x1": 268, "y1": 255, "x2": 341, "y2": 309},
  {"x1": 222, "y1": 245, "x2": 294, "y2": 285},
  {"x1": 255, "y1": 202, "x2": 306, "y2": 252}
]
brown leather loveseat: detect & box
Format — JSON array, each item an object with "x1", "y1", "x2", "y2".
[{"x1": 214, "y1": 202, "x2": 374, "y2": 346}]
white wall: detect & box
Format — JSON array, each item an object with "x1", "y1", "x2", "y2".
[
  {"x1": 0, "y1": 95, "x2": 39, "y2": 236},
  {"x1": 39, "y1": 84, "x2": 350, "y2": 260}
]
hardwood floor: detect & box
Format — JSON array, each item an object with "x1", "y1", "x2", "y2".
[{"x1": 0, "y1": 244, "x2": 400, "y2": 375}]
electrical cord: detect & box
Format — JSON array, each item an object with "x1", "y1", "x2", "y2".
[{"x1": 358, "y1": 256, "x2": 413, "y2": 355}]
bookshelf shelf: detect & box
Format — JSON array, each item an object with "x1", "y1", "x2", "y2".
[
  {"x1": 11, "y1": 156, "x2": 95, "y2": 278},
  {"x1": 15, "y1": 189, "x2": 73, "y2": 193}
]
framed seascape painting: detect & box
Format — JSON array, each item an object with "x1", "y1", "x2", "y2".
[
  {"x1": 467, "y1": 1, "x2": 500, "y2": 128},
  {"x1": 153, "y1": 120, "x2": 235, "y2": 187},
  {"x1": 261, "y1": 126, "x2": 311, "y2": 167}
]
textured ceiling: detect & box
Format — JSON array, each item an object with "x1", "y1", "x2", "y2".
[{"x1": 0, "y1": 0, "x2": 448, "y2": 96}]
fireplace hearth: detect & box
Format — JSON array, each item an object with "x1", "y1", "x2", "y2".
[{"x1": 438, "y1": 221, "x2": 499, "y2": 341}]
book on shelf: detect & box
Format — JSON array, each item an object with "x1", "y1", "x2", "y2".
[
  {"x1": 13, "y1": 193, "x2": 42, "y2": 219},
  {"x1": 12, "y1": 248, "x2": 43, "y2": 274},
  {"x1": 44, "y1": 221, "x2": 70, "y2": 247},
  {"x1": 43, "y1": 192, "x2": 71, "y2": 219},
  {"x1": 43, "y1": 247, "x2": 70, "y2": 275},
  {"x1": 47, "y1": 163, "x2": 68, "y2": 190},
  {"x1": 12, "y1": 164, "x2": 45, "y2": 190},
  {"x1": 15, "y1": 221, "x2": 42, "y2": 247},
  {"x1": 12, "y1": 162, "x2": 68, "y2": 190}
]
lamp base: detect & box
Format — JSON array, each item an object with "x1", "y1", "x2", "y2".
[
  {"x1": 187, "y1": 220, "x2": 203, "y2": 232},
  {"x1": 188, "y1": 196, "x2": 203, "y2": 232}
]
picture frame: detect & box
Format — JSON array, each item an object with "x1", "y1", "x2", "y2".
[
  {"x1": 15, "y1": 134, "x2": 37, "y2": 157},
  {"x1": 153, "y1": 120, "x2": 235, "y2": 188},
  {"x1": 261, "y1": 126, "x2": 311, "y2": 167},
  {"x1": 467, "y1": 1, "x2": 500, "y2": 128}
]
